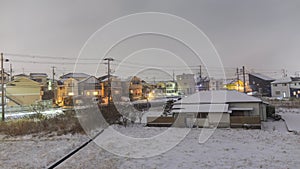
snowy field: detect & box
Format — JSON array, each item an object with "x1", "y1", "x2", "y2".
[
  {"x1": 277, "y1": 108, "x2": 300, "y2": 132},
  {"x1": 0, "y1": 123, "x2": 299, "y2": 169}
]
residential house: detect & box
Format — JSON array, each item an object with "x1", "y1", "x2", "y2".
[
  {"x1": 290, "y1": 77, "x2": 300, "y2": 98},
  {"x1": 165, "y1": 81, "x2": 179, "y2": 97},
  {"x1": 209, "y1": 78, "x2": 225, "y2": 91},
  {"x1": 171, "y1": 90, "x2": 267, "y2": 128},
  {"x1": 5, "y1": 77, "x2": 43, "y2": 106},
  {"x1": 60, "y1": 73, "x2": 90, "y2": 81},
  {"x1": 29, "y1": 73, "x2": 48, "y2": 86},
  {"x1": 249, "y1": 73, "x2": 275, "y2": 97},
  {"x1": 196, "y1": 76, "x2": 210, "y2": 91},
  {"x1": 177, "y1": 73, "x2": 196, "y2": 95},
  {"x1": 12, "y1": 74, "x2": 29, "y2": 80},
  {"x1": 56, "y1": 78, "x2": 79, "y2": 107},
  {"x1": 78, "y1": 76, "x2": 102, "y2": 96},
  {"x1": 271, "y1": 77, "x2": 292, "y2": 98},
  {"x1": 98, "y1": 75, "x2": 122, "y2": 103},
  {"x1": 128, "y1": 76, "x2": 143, "y2": 101},
  {"x1": 224, "y1": 79, "x2": 251, "y2": 93}
]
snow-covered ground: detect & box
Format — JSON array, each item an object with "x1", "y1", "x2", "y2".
[
  {"x1": 0, "y1": 124, "x2": 299, "y2": 169},
  {"x1": 277, "y1": 108, "x2": 300, "y2": 133},
  {"x1": 4, "y1": 108, "x2": 64, "y2": 120}
]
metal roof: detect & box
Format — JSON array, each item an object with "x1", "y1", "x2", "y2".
[
  {"x1": 271, "y1": 77, "x2": 292, "y2": 84},
  {"x1": 175, "y1": 90, "x2": 262, "y2": 104},
  {"x1": 172, "y1": 104, "x2": 229, "y2": 113},
  {"x1": 249, "y1": 73, "x2": 275, "y2": 81}
]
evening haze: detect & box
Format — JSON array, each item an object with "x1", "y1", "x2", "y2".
[{"x1": 1, "y1": 0, "x2": 299, "y2": 79}]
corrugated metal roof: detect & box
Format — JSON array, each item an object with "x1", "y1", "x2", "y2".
[
  {"x1": 250, "y1": 73, "x2": 275, "y2": 81},
  {"x1": 172, "y1": 104, "x2": 229, "y2": 113},
  {"x1": 175, "y1": 90, "x2": 262, "y2": 104}
]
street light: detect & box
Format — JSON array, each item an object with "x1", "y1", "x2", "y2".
[{"x1": 1, "y1": 53, "x2": 9, "y2": 121}]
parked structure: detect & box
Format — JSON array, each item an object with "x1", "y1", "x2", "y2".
[{"x1": 171, "y1": 90, "x2": 267, "y2": 128}]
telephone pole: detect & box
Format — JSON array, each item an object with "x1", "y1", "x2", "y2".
[
  {"x1": 10, "y1": 64, "x2": 12, "y2": 81},
  {"x1": 199, "y1": 65, "x2": 202, "y2": 79},
  {"x1": 236, "y1": 68, "x2": 240, "y2": 90},
  {"x1": 51, "y1": 66, "x2": 56, "y2": 105},
  {"x1": 1, "y1": 53, "x2": 4, "y2": 121},
  {"x1": 104, "y1": 57, "x2": 114, "y2": 106},
  {"x1": 1, "y1": 53, "x2": 9, "y2": 121},
  {"x1": 242, "y1": 66, "x2": 246, "y2": 93}
]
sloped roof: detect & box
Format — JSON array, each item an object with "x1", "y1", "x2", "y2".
[
  {"x1": 60, "y1": 73, "x2": 90, "y2": 79},
  {"x1": 78, "y1": 76, "x2": 100, "y2": 84},
  {"x1": 271, "y1": 77, "x2": 292, "y2": 84},
  {"x1": 291, "y1": 77, "x2": 300, "y2": 81},
  {"x1": 176, "y1": 90, "x2": 262, "y2": 104},
  {"x1": 250, "y1": 73, "x2": 275, "y2": 81},
  {"x1": 172, "y1": 104, "x2": 229, "y2": 113},
  {"x1": 29, "y1": 73, "x2": 48, "y2": 77},
  {"x1": 6, "y1": 77, "x2": 42, "y2": 87}
]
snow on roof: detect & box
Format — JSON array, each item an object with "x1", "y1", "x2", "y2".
[
  {"x1": 271, "y1": 77, "x2": 292, "y2": 84},
  {"x1": 60, "y1": 73, "x2": 90, "y2": 79},
  {"x1": 176, "y1": 90, "x2": 262, "y2": 104},
  {"x1": 250, "y1": 73, "x2": 275, "y2": 81},
  {"x1": 172, "y1": 104, "x2": 229, "y2": 113}
]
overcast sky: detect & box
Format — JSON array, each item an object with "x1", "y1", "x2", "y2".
[{"x1": 1, "y1": 0, "x2": 300, "y2": 80}]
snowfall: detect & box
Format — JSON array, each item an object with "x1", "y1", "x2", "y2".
[{"x1": 0, "y1": 108, "x2": 300, "y2": 169}]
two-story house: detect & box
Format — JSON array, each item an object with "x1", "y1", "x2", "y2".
[{"x1": 271, "y1": 77, "x2": 292, "y2": 98}]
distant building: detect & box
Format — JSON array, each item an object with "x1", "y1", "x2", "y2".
[
  {"x1": 29, "y1": 73, "x2": 48, "y2": 84},
  {"x1": 176, "y1": 73, "x2": 196, "y2": 95},
  {"x1": 5, "y1": 77, "x2": 43, "y2": 106},
  {"x1": 209, "y1": 78, "x2": 225, "y2": 91},
  {"x1": 165, "y1": 81, "x2": 179, "y2": 97},
  {"x1": 271, "y1": 77, "x2": 292, "y2": 98},
  {"x1": 196, "y1": 76, "x2": 210, "y2": 91},
  {"x1": 249, "y1": 73, "x2": 275, "y2": 97},
  {"x1": 290, "y1": 77, "x2": 300, "y2": 98},
  {"x1": 60, "y1": 73, "x2": 90, "y2": 81}
]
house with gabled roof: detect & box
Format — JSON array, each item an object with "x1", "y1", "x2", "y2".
[
  {"x1": 271, "y1": 77, "x2": 292, "y2": 98},
  {"x1": 171, "y1": 90, "x2": 267, "y2": 128},
  {"x1": 5, "y1": 77, "x2": 43, "y2": 106},
  {"x1": 60, "y1": 73, "x2": 90, "y2": 81},
  {"x1": 249, "y1": 73, "x2": 275, "y2": 97}
]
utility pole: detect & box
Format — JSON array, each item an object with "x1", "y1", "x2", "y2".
[
  {"x1": 242, "y1": 66, "x2": 246, "y2": 93},
  {"x1": 10, "y1": 64, "x2": 12, "y2": 81},
  {"x1": 1, "y1": 53, "x2": 4, "y2": 121},
  {"x1": 1, "y1": 53, "x2": 9, "y2": 121},
  {"x1": 51, "y1": 66, "x2": 56, "y2": 105},
  {"x1": 104, "y1": 57, "x2": 114, "y2": 106},
  {"x1": 199, "y1": 65, "x2": 202, "y2": 79},
  {"x1": 236, "y1": 68, "x2": 240, "y2": 90}
]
